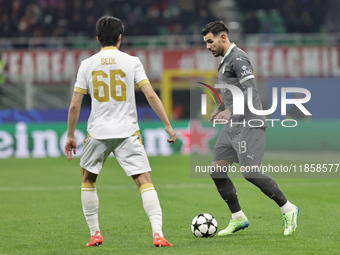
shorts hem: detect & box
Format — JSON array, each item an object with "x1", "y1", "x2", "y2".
[
  {"x1": 79, "y1": 164, "x2": 100, "y2": 175},
  {"x1": 240, "y1": 160, "x2": 262, "y2": 167},
  {"x1": 126, "y1": 168, "x2": 151, "y2": 177}
]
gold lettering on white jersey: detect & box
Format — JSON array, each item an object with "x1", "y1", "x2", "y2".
[{"x1": 101, "y1": 58, "x2": 117, "y2": 65}]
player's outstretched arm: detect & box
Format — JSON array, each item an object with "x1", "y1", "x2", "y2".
[
  {"x1": 64, "y1": 92, "x2": 84, "y2": 160},
  {"x1": 140, "y1": 83, "x2": 176, "y2": 144}
]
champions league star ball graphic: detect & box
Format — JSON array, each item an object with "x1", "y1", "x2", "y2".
[{"x1": 191, "y1": 213, "x2": 218, "y2": 237}]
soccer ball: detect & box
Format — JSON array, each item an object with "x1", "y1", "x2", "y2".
[{"x1": 191, "y1": 213, "x2": 218, "y2": 237}]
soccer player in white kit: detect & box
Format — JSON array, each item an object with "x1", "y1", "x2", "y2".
[{"x1": 64, "y1": 16, "x2": 176, "y2": 247}]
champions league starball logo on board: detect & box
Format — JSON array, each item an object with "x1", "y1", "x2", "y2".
[{"x1": 197, "y1": 82, "x2": 312, "y2": 128}]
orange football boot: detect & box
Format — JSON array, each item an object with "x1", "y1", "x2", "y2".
[
  {"x1": 153, "y1": 233, "x2": 173, "y2": 247},
  {"x1": 85, "y1": 231, "x2": 104, "y2": 247}
]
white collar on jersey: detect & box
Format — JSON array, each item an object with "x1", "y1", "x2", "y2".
[
  {"x1": 220, "y1": 43, "x2": 236, "y2": 64},
  {"x1": 100, "y1": 46, "x2": 118, "y2": 51}
]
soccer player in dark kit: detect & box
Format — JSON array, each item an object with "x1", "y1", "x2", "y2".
[{"x1": 202, "y1": 21, "x2": 299, "y2": 236}]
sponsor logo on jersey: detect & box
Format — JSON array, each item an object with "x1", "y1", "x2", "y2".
[{"x1": 240, "y1": 69, "x2": 253, "y2": 77}]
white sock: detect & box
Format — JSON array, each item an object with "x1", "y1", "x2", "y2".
[
  {"x1": 280, "y1": 201, "x2": 294, "y2": 214},
  {"x1": 231, "y1": 210, "x2": 247, "y2": 220},
  {"x1": 81, "y1": 183, "x2": 100, "y2": 236},
  {"x1": 140, "y1": 183, "x2": 163, "y2": 237}
]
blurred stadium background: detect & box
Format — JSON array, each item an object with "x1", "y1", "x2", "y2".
[{"x1": 0, "y1": 0, "x2": 339, "y2": 158}]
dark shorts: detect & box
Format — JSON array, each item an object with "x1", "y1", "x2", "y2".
[{"x1": 212, "y1": 128, "x2": 266, "y2": 167}]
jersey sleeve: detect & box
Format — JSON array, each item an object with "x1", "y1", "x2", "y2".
[
  {"x1": 232, "y1": 55, "x2": 255, "y2": 85},
  {"x1": 74, "y1": 62, "x2": 88, "y2": 94},
  {"x1": 229, "y1": 55, "x2": 258, "y2": 113},
  {"x1": 134, "y1": 58, "x2": 150, "y2": 89}
]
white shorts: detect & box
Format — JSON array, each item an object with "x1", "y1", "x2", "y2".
[{"x1": 80, "y1": 132, "x2": 151, "y2": 176}]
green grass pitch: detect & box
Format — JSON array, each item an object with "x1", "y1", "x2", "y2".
[{"x1": 0, "y1": 153, "x2": 339, "y2": 255}]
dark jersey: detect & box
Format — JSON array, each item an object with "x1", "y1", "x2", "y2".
[{"x1": 217, "y1": 43, "x2": 268, "y2": 132}]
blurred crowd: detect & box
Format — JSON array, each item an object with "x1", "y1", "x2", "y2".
[
  {"x1": 0, "y1": 0, "x2": 331, "y2": 38},
  {"x1": 239, "y1": 0, "x2": 328, "y2": 34},
  {"x1": 0, "y1": 0, "x2": 216, "y2": 38}
]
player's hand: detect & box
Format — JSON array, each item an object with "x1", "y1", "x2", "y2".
[
  {"x1": 214, "y1": 109, "x2": 232, "y2": 122},
  {"x1": 209, "y1": 108, "x2": 221, "y2": 124},
  {"x1": 165, "y1": 126, "x2": 176, "y2": 144},
  {"x1": 64, "y1": 137, "x2": 77, "y2": 161}
]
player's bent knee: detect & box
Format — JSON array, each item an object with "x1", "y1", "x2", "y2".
[
  {"x1": 210, "y1": 159, "x2": 234, "y2": 178},
  {"x1": 211, "y1": 160, "x2": 231, "y2": 168},
  {"x1": 132, "y1": 172, "x2": 152, "y2": 189},
  {"x1": 240, "y1": 164, "x2": 259, "y2": 172},
  {"x1": 210, "y1": 160, "x2": 231, "y2": 179},
  {"x1": 81, "y1": 167, "x2": 98, "y2": 183}
]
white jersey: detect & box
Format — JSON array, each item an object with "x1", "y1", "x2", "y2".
[{"x1": 74, "y1": 46, "x2": 149, "y2": 139}]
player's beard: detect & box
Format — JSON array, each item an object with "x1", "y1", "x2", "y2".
[{"x1": 214, "y1": 44, "x2": 224, "y2": 57}]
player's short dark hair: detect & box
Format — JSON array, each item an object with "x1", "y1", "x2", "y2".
[
  {"x1": 202, "y1": 21, "x2": 229, "y2": 36},
  {"x1": 96, "y1": 16, "x2": 124, "y2": 47}
]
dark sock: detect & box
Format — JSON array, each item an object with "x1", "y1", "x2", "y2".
[
  {"x1": 210, "y1": 172, "x2": 241, "y2": 213},
  {"x1": 242, "y1": 167, "x2": 287, "y2": 207}
]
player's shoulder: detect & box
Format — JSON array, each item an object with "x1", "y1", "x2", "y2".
[
  {"x1": 118, "y1": 50, "x2": 140, "y2": 62},
  {"x1": 231, "y1": 46, "x2": 250, "y2": 61},
  {"x1": 229, "y1": 46, "x2": 252, "y2": 70},
  {"x1": 107, "y1": 50, "x2": 141, "y2": 65}
]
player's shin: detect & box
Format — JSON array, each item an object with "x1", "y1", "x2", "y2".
[
  {"x1": 210, "y1": 172, "x2": 243, "y2": 217},
  {"x1": 140, "y1": 183, "x2": 163, "y2": 237},
  {"x1": 81, "y1": 183, "x2": 100, "y2": 236},
  {"x1": 241, "y1": 167, "x2": 288, "y2": 207}
]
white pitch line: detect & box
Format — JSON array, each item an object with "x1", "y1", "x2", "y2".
[{"x1": 0, "y1": 182, "x2": 338, "y2": 192}]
